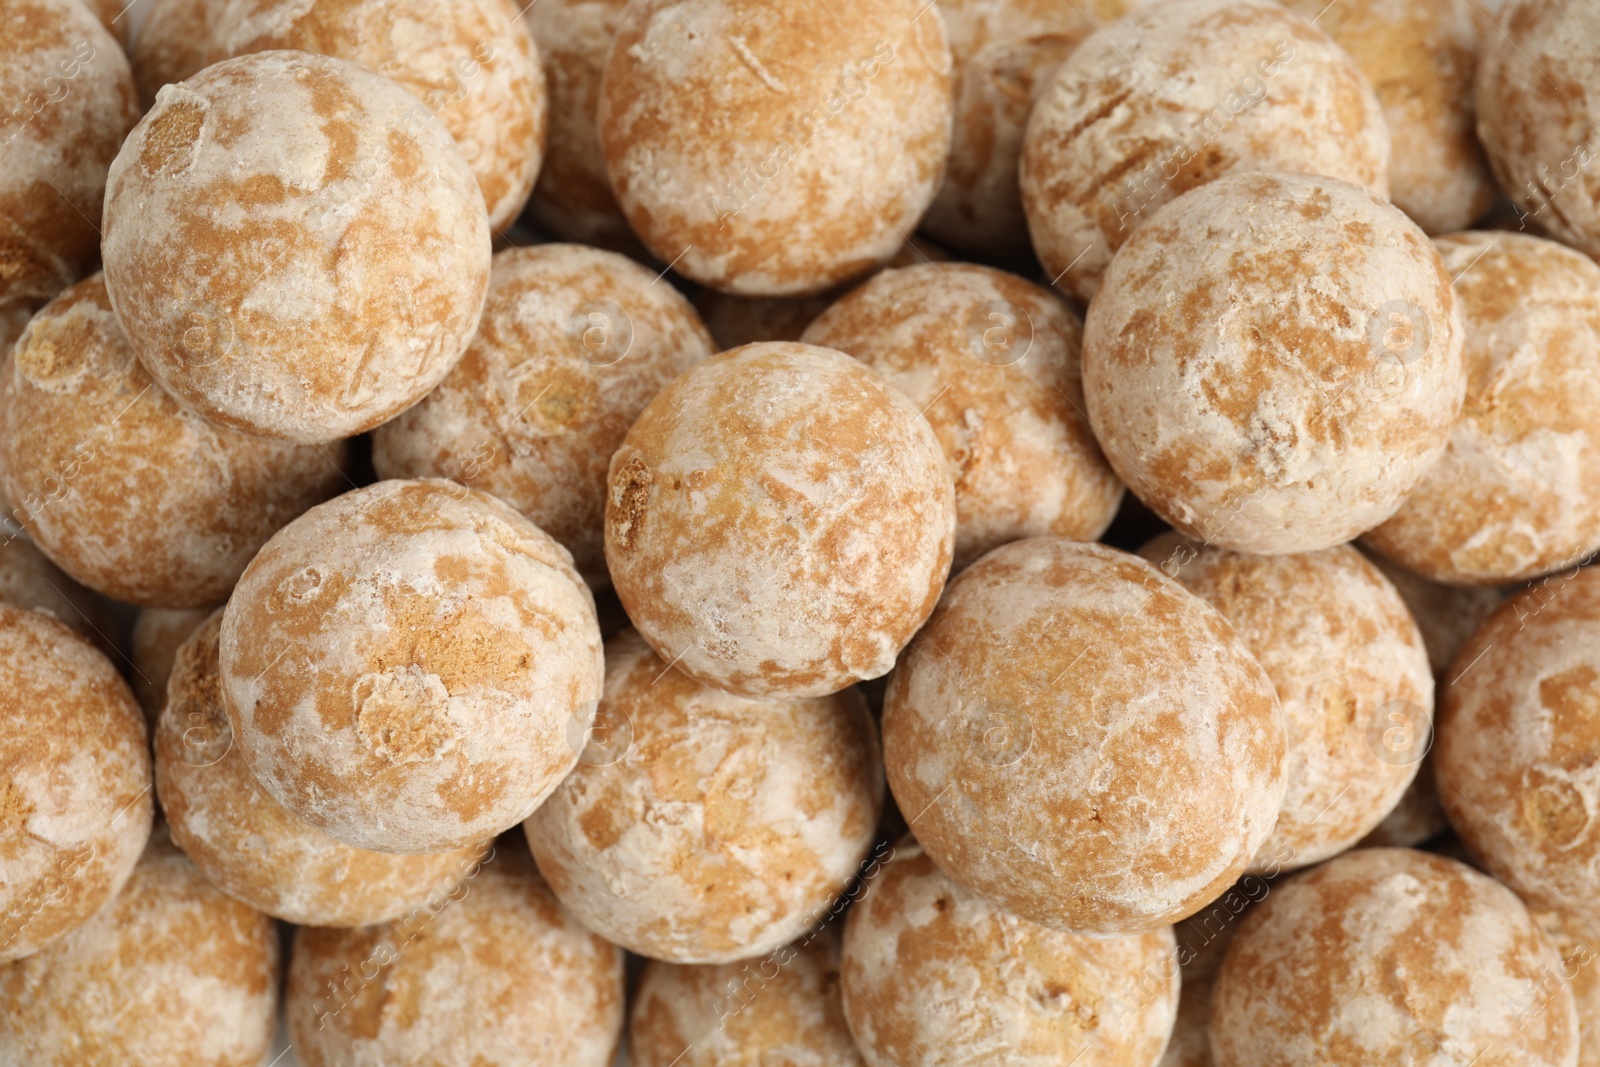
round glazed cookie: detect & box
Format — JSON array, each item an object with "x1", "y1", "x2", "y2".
[
  {"x1": 156, "y1": 610, "x2": 494, "y2": 926},
  {"x1": 128, "y1": 0, "x2": 223, "y2": 107},
  {"x1": 525, "y1": 630, "x2": 882, "y2": 964},
  {"x1": 1279, "y1": 0, "x2": 1495, "y2": 234},
  {"x1": 630, "y1": 931, "x2": 864, "y2": 1067},
  {"x1": 524, "y1": 0, "x2": 635, "y2": 248},
  {"x1": 1476, "y1": 0, "x2": 1600, "y2": 260},
  {"x1": 1532, "y1": 908, "x2": 1600, "y2": 1067},
  {"x1": 840, "y1": 841, "x2": 1180, "y2": 1067},
  {"x1": 0, "y1": 274, "x2": 351, "y2": 608},
  {"x1": 1140, "y1": 534, "x2": 1433, "y2": 872},
  {"x1": 210, "y1": 0, "x2": 546, "y2": 231},
  {"x1": 101, "y1": 50, "x2": 492, "y2": 444},
  {"x1": 1082, "y1": 171, "x2": 1465, "y2": 555},
  {"x1": 883, "y1": 537, "x2": 1286, "y2": 936},
  {"x1": 285, "y1": 850, "x2": 624, "y2": 1067},
  {"x1": 131, "y1": 605, "x2": 211, "y2": 723},
  {"x1": 0, "y1": 832, "x2": 280, "y2": 1067},
  {"x1": 803, "y1": 262, "x2": 1122, "y2": 569},
  {"x1": 1366, "y1": 232, "x2": 1600, "y2": 584},
  {"x1": 0, "y1": 0, "x2": 139, "y2": 330},
  {"x1": 219, "y1": 479, "x2": 604, "y2": 854},
  {"x1": 0, "y1": 605, "x2": 151, "y2": 964},
  {"x1": 371, "y1": 243, "x2": 716, "y2": 588},
  {"x1": 1020, "y1": 0, "x2": 1389, "y2": 302},
  {"x1": 0, "y1": 534, "x2": 116, "y2": 653},
  {"x1": 605, "y1": 342, "x2": 955, "y2": 700},
  {"x1": 922, "y1": 0, "x2": 1129, "y2": 261},
  {"x1": 1210, "y1": 848, "x2": 1579, "y2": 1067},
  {"x1": 1434, "y1": 567, "x2": 1600, "y2": 923},
  {"x1": 598, "y1": 0, "x2": 955, "y2": 296}
]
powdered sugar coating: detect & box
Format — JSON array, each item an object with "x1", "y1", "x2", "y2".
[
  {"x1": 0, "y1": 832, "x2": 280, "y2": 1067},
  {"x1": 0, "y1": 274, "x2": 351, "y2": 608},
  {"x1": 526, "y1": 630, "x2": 882, "y2": 963},
  {"x1": 1141, "y1": 534, "x2": 1432, "y2": 872},
  {"x1": 1366, "y1": 232, "x2": 1600, "y2": 584},
  {"x1": 0, "y1": 0, "x2": 139, "y2": 324},
  {"x1": 606, "y1": 342, "x2": 955, "y2": 699},
  {"x1": 128, "y1": 0, "x2": 222, "y2": 107},
  {"x1": 803, "y1": 262, "x2": 1122, "y2": 569},
  {"x1": 923, "y1": 0, "x2": 1129, "y2": 261},
  {"x1": 1435, "y1": 567, "x2": 1600, "y2": 924},
  {"x1": 101, "y1": 50, "x2": 492, "y2": 443},
  {"x1": 841, "y1": 841, "x2": 1180, "y2": 1067},
  {"x1": 630, "y1": 930, "x2": 864, "y2": 1067},
  {"x1": 884, "y1": 538, "x2": 1286, "y2": 936},
  {"x1": 598, "y1": 0, "x2": 954, "y2": 296},
  {"x1": 526, "y1": 0, "x2": 636, "y2": 248},
  {"x1": 157, "y1": 610, "x2": 493, "y2": 926},
  {"x1": 210, "y1": 0, "x2": 546, "y2": 230},
  {"x1": 1280, "y1": 0, "x2": 1495, "y2": 235},
  {"x1": 1020, "y1": 0, "x2": 1389, "y2": 302},
  {"x1": 285, "y1": 851, "x2": 624, "y2": 1067},
  {"x1": 1210, "y1": 848, "x2": 1578, "y2": 1067},
  {"x1": 371, "y1": 243, "x2": 715, "y2": 588},
  {"x1": 1082, "y1": 171, "x2": 1465, "y2": 555},
  {"x1": 0, "y1": 606, "x2": 151, "y2": 964},
  {"x1": 219, "y1": 478, "x2": 604, "y2": 854},
  {"x1": 1475, "y1": 0, "x2": 1600, "y2": 261}
]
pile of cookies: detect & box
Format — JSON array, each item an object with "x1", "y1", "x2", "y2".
[{"x1": 4, "y1": 0, "x2": 1600, "y2": 1063}]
